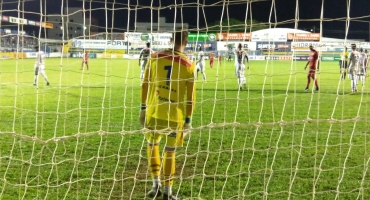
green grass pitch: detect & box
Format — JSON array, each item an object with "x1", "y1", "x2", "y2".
[{"x1": 0, "y1": 57, "x2": 369, "y2": 199}]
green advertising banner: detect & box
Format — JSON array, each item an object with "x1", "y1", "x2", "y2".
[
  {"x1": 188, "y1": 33, "x2": 216, "y2": 42},
  {"x1": 321, "y1": 56, "x2": 334, "y2": 61},
  {"x1": 322, "y1": 56, "x2": 341, "y2": 61}
]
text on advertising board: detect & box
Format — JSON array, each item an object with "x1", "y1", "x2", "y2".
[
  {"x1": 287, "y1": 33, "x2": 320, "y2": 41},
  {"x1": 216, "y1": 33, "x2": 251, "y2": 41}
]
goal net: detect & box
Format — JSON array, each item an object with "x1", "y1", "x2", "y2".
[{"x1": 0, "y1": 0, "x2": 370, "y2": 199}]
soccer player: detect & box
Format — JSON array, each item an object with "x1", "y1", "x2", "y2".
[
  {"x1": 348, "y1": 44, "x2": 359, "y2": 93},
  {"x1": 235, "y1": 43, "x2": 250, "y2": 90},
  {"x1": 81, "y1": 49, "x2": 89, "y2": 70},
  {"x1": 339, "y1": 46, "x2": 348, "y2": 80},
  {"x1": 304, "y1": 45, "x2": 319, "y2": 91},
  {"x1": 186, "y1": 50, "x2": 194, "y2": 61},
  {"x1": 196, "y1": 47, "x2": 206, "y2": 81},
  {"x1": 357, "y1": 48, "x2": 367, "y2": 86},
  {"x1": 365, "y1": 49, "x2": 369, "y2": 75},
  {"x1": 209, "y1": 52, "x2": 215, "y2": 68},
  {"x1": 139, "y1": 42, "x2": 154, "y2": 83},
  {"x1": 186, "y1": 50, "x2": 191, "y2": 60},
  {"x1": 140, "y1": 30, "x2": 196, "y2": 200},
  {"x1": 227, "y1": 49, "x2": 233, "y2": 62},
  {"x1": 33, "y1": 46, "x2": 50, "y2": 86}
]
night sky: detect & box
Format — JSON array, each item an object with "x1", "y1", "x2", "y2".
[{"x1": 1, "y1": 0, "x2": 370, "y2": 40}]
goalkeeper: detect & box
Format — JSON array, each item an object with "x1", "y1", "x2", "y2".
[{"x1": 140, "y1": 30, "x2": 196, "y2": 200}]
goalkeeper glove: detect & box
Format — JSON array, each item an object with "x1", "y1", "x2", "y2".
[
  {"x1": 183, "y1": 117, "x2": 192, "y2": 135},
  {"x1": 139, "y1": 104, "x2": 146, "y2": 126}
]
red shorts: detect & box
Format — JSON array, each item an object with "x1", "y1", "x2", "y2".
[{"x1": 308, "y1": 69, "x2": 316, "y2": 77}]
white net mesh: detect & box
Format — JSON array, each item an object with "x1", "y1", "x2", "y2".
[{"x1": 0, "y1": 0, "x2": 370, "y2": 199}]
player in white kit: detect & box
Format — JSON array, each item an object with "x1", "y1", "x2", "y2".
[
  {"x1": 348, "y1": 44, "x2": 360, "y2": 93},
  {"x1": 138, "y1": 42, "x2": 154, "y2": 83},
  {"x1": 33, "y1": 46, "x2": 50, "y2": 86},
  {"x1": 357, "y1": 48, "x2": 367, "y2": 86},
  {"x1": 234, "y1": 43, "x2": 250, "y2": 90},
  {"x1": 187, "y1": 50, "x2": 194, "y2": 61},
  {"x1": 196, "y1": 47, "x2": 206, "y2": 81}
]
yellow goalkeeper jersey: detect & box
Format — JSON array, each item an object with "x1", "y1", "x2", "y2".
[
  {"x1": 144, "y1": 49, "x2": 196, "y2": 123},
  {"x1": 341, "y1": 51, "x2": 349, "y2": 62}
]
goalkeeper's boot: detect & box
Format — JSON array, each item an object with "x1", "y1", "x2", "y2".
[
  {"x1": 147, "y1": 186, "x2": 162, "y2": 198},
  {"x1": 163, "y1": 193, "x2": 181, "y2": 200}
]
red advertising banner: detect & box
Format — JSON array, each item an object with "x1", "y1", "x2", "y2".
[
  {"x1": 216, "y1": 33, "x2": 251, "y2": 41},
  {"x1": 287, "y1": 33, "x2": 320, "y2": 41}
]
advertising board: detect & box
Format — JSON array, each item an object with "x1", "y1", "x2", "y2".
[
  {"x1": 71, "y1": 39, "x2": 131, "y2": 50},
  {"x1": 291, "y1": 42, "x2": 328, "y2": 51},
  {"x1": 216, "y1": 41, "x2": 257, "y2": 51},
  {"x1": 188, "y1": 33, "x2": 216, "y2": 42},
  {"x1": 256, "y1": 42, "x2": 291, "y2": 50},
  {"x1": 216, "y1": 33, "x2": 251, "y2": 41},
  {"x1": 70, "y1": 52, "x2": 97, "y2": 58},
  {"x1": 287, "y1": 33, "x2": 320, "y2": 41},
  {"x1": 252, "y1": 32, "x2": 287, "y2": 42}
]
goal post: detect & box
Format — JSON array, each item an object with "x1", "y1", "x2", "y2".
[{"x1": 1, "y1": 1, "x2": 370, "y2": 200}]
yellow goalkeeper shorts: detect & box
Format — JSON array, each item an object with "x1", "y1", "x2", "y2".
[{"x1": 145, "y1": 118, "x2": 184, "y2": 147}]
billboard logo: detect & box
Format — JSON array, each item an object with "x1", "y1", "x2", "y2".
[
  {"x1": 72, "y1": 40, "x2": 82, "y2": 48},
  {"x1": 141, "y1": 33, "x2": 150, "y2": 41},
  {"x1": 209, "y1": 34, "x2": 216, "y2": 41},
  {"x1": 107, "y1": 40, "x2": 128, "y2": 46}
]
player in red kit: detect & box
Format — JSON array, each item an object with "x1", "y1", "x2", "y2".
[
  {"x1": 304, "y1": 45, "x2": 319, "y2": 91},
  {"x1": 81, "y1": 49, "x2": 89, "y2": 70},
  {"x1": 209, "y1": 52, "x2": 215, "y2": 68}
]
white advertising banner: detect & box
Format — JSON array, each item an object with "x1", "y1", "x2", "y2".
[
  {"x1": 28, "y1": 20, "x2": 36, "y2": 26},
  {"x1": 26, "y1": 52, "x2": 57, "y2": 58},
  {"x1": 124, "y1": 32, "x2": 172, "y2": 49},
  {"x1": 291, "y1": 42, "x2": 328, "y2": 51},
  {"x1": 9, "y1": 16, "x2": 27, "y2": 25},
  {"x1": 71, "y1": 39, "x2": 130, "y2": 50},
  {"x1": 152, "y1": 33, "x2": 172, "y2": 42},
  {"x1": 124, "y1": 32, "x2": 172, "y2": 42},
  {"x1": 251, "y1": 32, "x2": 287, "y2": 42},
  {"x1": 290, "y1": 42, "x2": 370, "y2": 51},
  {"x1": 26, "y1": 52, "x2": 37, "y2": 58},
  {"x1": 255, "y1": 56, "x2": 265, "y2": 60},
  {"x1": 124, "y1": 32, "x2": 143, "y2": 41},
  {"x1": 217, "y1": 41, "x2": 257, "y2": 51}
]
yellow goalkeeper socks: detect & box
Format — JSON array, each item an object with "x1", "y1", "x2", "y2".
[
  {"x1": 147, "y1": 144, "x2": 161, "y2": 187},
  {"x1": 163, "y1": 151, "x2": 175, "y2": 188}
]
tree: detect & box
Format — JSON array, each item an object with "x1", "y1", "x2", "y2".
[{"x1": 208, "y1": 18, "x2": 267, "y2": 32}]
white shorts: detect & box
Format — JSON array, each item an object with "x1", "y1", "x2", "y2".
[
  {"x1": 34, "y1": 64, "x2": 45, "y2": 70},
  {"x1": 35, "y1": 65, "x2": 46, "y2": 76},
  {"x1": 196, "y1": 62, "x2": 205, "y2": 72},
  {"x1": 236, "y1": 64, "x2": 246, "y2": 77},
  {"x1": 140, "y1": 60, "x2": 148, "y2": 71},
  {"x1": 357, "y1": 66, "x2": 366, "y2": 75}
]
